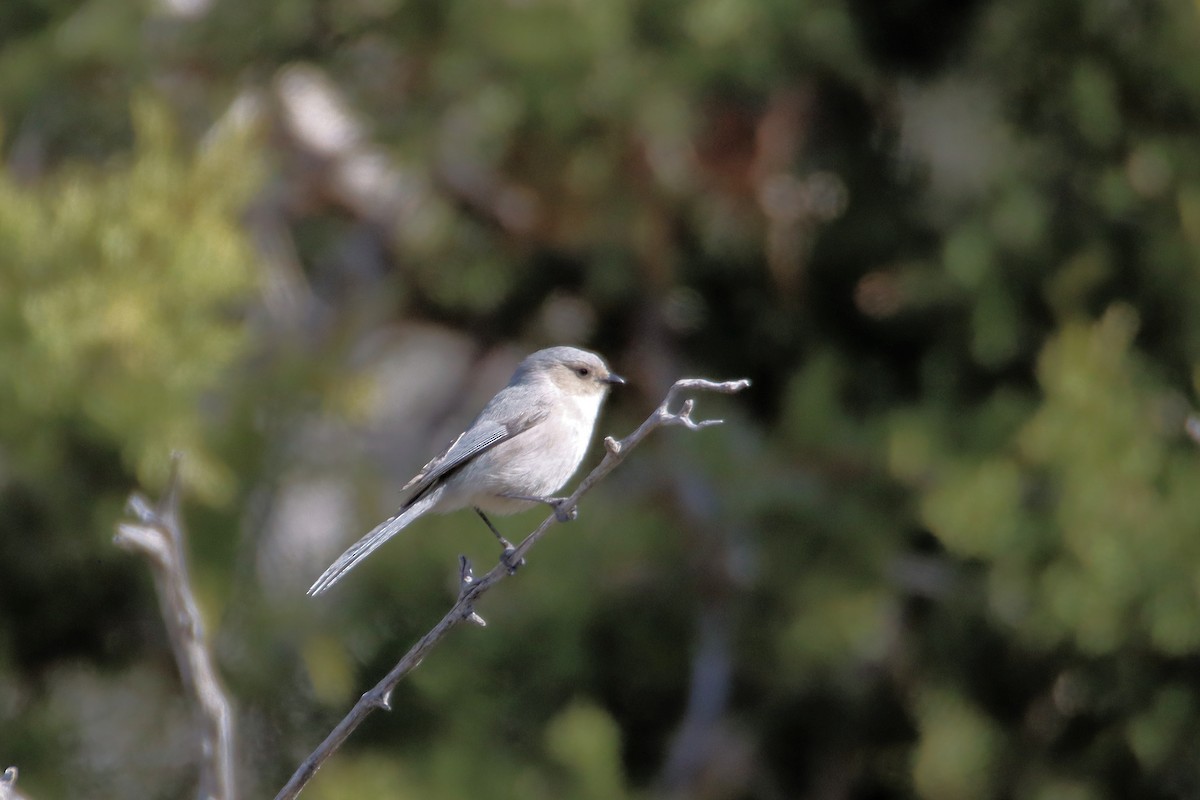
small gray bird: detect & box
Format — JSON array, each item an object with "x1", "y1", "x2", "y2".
[{"x1": 307, "y1": 346, "x2": 624, "y2": 596}]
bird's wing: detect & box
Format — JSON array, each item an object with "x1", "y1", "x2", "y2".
[{"x1": 401, "y1": 400, "x2": 548, "y2": 503}]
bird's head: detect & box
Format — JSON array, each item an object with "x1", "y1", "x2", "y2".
[{"x1": 519, "y1": 346, "x2": 625, "y2": 397}]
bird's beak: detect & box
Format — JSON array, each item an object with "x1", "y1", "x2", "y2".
[{"x1": 602, "y1": 373, "x2": 626, "y2": 386}]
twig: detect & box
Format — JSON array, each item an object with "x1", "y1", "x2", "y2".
[
  {"x1": 275, "y1": 377, "x2": 752, "y2": 800},
  {"x1": 114, "y1": 454, "x2": 237, "y2": 800},
  {"x1": 1, "y1": 767, "x2": 29, "y2": 800}
]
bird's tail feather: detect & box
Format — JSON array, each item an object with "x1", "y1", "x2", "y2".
[{"x1": 307, "y1": 490, "x2": 441, "y2": 596}]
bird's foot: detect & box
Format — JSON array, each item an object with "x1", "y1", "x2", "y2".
[
  {"x1": 473, "y1": 507, "x2": 525, "y2": 573},
  {"x1": 500, "y1": 541, "x2": 525, "y2": 574},
  {"x1": 547, "y1": 497, "x2": 578, "y2": 523},
  {"x1": 501, "y1": 494, "x2": 578, "y2": 523}
]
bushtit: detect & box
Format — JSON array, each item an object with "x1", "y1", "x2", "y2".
[{"x1": 307, "y1": 346, "x2": 624, "y2": 595}]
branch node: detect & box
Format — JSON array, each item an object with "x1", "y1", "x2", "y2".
[
  {"x1": 604, "y1": 435, "x2": 622, "y2": 454},
  {"x1": 126, "y1": 492, "x2": 157, "y2": 523},
  {"x1": 665, "y1": 403, "x2": 725, "y2": 430},
  {"x1": 113, "y1": 523, "x2": 172, "y2": 566},
  {"x1": 458, "y1": 555, "x2": 475, "y2": 586}
]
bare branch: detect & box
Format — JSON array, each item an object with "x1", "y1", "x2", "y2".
[
  {"x1": 275, "y1": 376, "x2": 751, "y2": 800},
  {"x1": 1, "y1": 767, "x2": 30, "y2": 800},
  {"x1": 114, "y1": 454, "x2": 237, "y2": 800}
]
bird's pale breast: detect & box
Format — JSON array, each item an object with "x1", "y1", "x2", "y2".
[{"x1": 456, "y1": 390, "x2": 601, "y2": 515}]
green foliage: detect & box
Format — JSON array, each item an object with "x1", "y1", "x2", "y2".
[
  {"x1": 0, "y1": 96, "x2": 262, "y2": 500},
  {"x1": 919, "y1": 306, "x2": 1200, "y2": 656},
  {"x1": 911, "y1": 690, "x2": 1002, "y2": 800},
  {"x1": 545, "y1": 701, "x2": 630, "y2": 800}
]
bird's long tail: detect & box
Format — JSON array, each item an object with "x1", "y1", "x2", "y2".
[{"x1": 307, "y1": 490, "x2": 441, "y2": 596}]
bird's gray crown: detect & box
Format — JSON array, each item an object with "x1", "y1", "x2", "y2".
[{"x1": 514, "y1": 346, "x2": 623, "y2": 390}]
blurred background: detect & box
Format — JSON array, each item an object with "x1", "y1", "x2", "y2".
[{"x1": 3, "y1": 0, "x2": 1200, "y2": 797}]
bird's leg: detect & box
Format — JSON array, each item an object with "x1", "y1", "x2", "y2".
[
  {"x1": 499, "y1": 494, "x2": 578, "y2": 523},
  {"x1": 474, "y1": 507, "x2": 524, "y2": 573}
]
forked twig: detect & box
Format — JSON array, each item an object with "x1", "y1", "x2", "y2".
[
  {"x1": 1, "y1": 767, "x2": 29, "y2": 800},
  {"x1": 114, "y1": 455, "x2": 237, "y2": 800}
]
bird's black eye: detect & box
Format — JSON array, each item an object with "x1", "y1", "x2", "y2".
[{"x1": 575, "y1": 366, "x2": 590, "y2": 377}]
